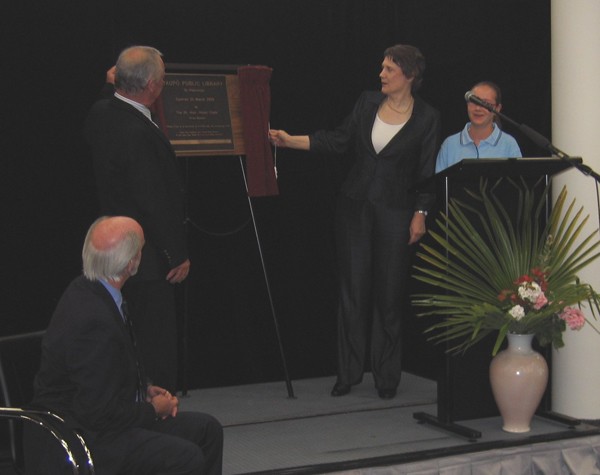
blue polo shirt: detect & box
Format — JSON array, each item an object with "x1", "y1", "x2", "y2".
[{"x1": 435, "y1": 122, "x2": 522, "y2": 173}]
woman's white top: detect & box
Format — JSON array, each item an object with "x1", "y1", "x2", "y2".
[{"x1": 371, "y1": 113, "x2": 406, "y2": 154}]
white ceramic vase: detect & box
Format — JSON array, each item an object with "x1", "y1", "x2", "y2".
[{"x1": 489, "y1": 333, "x2": 548, "y2": 433}]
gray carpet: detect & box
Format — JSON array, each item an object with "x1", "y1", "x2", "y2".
[
  {"x1": 179, "y1": 373, "x2": 600, "y2": 474},
  {"x1": 179, "y1": 372, "x2": 436, "y2": 427}
]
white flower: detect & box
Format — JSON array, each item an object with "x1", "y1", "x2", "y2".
[
  {"x1": 518, "y1": 282, "x2": 543, "y2": 303},
  {"x1": 509, "y1": 305, "x2": 525, "y2": 320}
]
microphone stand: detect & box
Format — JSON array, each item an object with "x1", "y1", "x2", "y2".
[
  {"x1": 487, "y1": 105, "x2": 600, "y2": 240},
  {"x1": 476, "y1": 102, "x2": 600, "y2": 183}
]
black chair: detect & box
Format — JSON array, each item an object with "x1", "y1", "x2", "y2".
[{"x1": 0, "y1": 331, "x2": 95, "y2": 474}]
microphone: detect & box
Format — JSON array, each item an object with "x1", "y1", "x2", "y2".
[{"x1": 464, "y1": 91, "x2": 496, "y2": 113}]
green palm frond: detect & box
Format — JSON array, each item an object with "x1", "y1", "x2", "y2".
[{"x1": 412, "y1": 178, "x2": 600, "y2": 355}]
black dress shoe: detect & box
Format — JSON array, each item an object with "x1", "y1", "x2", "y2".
[
  {"x1": 331, "y1": 382, "x2": 351, "y2": 397},
  {"x1": 378, "y1": 388, "x2": 397, "y2": 400}
]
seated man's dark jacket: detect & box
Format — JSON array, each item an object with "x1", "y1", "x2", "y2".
[{"x1": 32, "y1": 276, "x2": 156, "y2": 441}]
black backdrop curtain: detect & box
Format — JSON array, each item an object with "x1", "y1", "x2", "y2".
[{"x1": 3, "y1": 0, "x2": 550, "y2": 389}]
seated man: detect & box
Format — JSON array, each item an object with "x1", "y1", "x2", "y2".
[{"x1": 26, "y1": 216, "x2": 223, "y2": 475}]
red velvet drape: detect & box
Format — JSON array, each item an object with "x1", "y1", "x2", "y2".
[{"x1": 238, "y1": 66, "x2": 279, "y2": 197}]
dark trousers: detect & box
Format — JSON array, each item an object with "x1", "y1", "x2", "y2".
[
  {"x1": 124, "y1": 279, "x2": 178, "y2": 393},
  {"x1": 334, "y1": 195, "x2": 412, "y2": 390},
  {"x1": 24, "y1": 411, "x2": 223, "y2": 475}
]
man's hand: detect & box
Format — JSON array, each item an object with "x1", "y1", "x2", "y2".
[
  {"x1": 148, "y1": 385, "x2": 178, "y2": 419},
  {"x1": 105, "y1": 66, "x2": 116, "y2": 85},
  {"x1": 166, "y1": 259, "x2": 190, "y2": 284}
]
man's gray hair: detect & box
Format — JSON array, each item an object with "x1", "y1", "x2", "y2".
[
  {"x1": 82, "y1": 217, "x2": 143, "y2": 282},
  {"x1": 115, "y1": 45, "x2": 164, "y2": 95}
]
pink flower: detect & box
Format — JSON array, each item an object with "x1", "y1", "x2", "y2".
[
  {"x1": 533, "y1": 292, "x2": 548, "y2": 310},
  {"x1": 559, "y1": 307, "x2": 586, "y2": 331}
]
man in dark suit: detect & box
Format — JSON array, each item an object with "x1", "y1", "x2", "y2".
[
  {"x1": 28, "y1": 216, "x2": 222, "y2": 474},
  {"x1": 84, "y1": 46, "x2": 189, "y2": 392}
]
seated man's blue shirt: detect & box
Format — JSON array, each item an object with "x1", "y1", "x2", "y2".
[{"x1": 435, "y1": 122, "x2": 522, "y2": 173}]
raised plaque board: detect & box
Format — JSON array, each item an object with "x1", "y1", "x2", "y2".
[{"x1": 158, "y1": 64, "x2": 245, "y2": 156}]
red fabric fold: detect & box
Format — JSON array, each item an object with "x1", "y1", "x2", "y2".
[{"x1": 238, "y1": 66, "x2": 279, "y2": 197}]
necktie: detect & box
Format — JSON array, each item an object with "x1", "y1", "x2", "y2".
[{"x1": 121, "y1": 301, "x2": 146, "y2": 402}]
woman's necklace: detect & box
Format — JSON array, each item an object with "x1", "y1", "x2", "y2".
[{"x1": 386, "y1": 96, "x2": 413, "y2": 114}]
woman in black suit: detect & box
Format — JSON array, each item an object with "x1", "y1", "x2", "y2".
[{"x1": 269, "y1": 44, "x2": 440, "y2": 399}]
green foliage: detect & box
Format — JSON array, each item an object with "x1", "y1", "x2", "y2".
[{"x1": 412, "y1": 178, "x2": 600, "y2": 355}]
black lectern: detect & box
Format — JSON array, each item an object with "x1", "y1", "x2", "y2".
[{"x1": 413, "y1": 157, "x2": 581, "y2": 440}]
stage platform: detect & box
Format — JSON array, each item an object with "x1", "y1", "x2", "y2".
[{"x1": 180, "y1": 373, "x2": 600, "y2": 474}]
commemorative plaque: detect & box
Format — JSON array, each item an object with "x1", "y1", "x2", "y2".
[{"x1": 158, "y1": 65, "x2": 245, "y2": 156}]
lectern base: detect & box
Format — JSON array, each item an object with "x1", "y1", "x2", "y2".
[
  {"x1": 413, "y1": 410, "x2": 581, "y2": 443},
  {"x1": 413, "y1": 411, "x2": 482, "y2": 442},
  {"x1": 538, "y1": 410, "x2": 581, "y2": 429}
]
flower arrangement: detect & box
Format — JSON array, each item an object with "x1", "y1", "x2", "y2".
[
  {"x1": 412, "y1": 178, "x2": 600, "y2": 355},
  {"x1": 498, "y1": 266, "x2": 587, "y2": 339}
]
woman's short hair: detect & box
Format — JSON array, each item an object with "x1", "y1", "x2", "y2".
[
  {"x1": 471, "y1": 81, "x2": 503, "y2": 106},
  {"x1": 114, "y1": 46, "x2": 164, "y2": 95},
  {"x1": 383, "y1": 44, "x2": 426, "y2": 92},
  {"x1": 82, "y1": 217, "x2": 143, "y2": 282}
]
